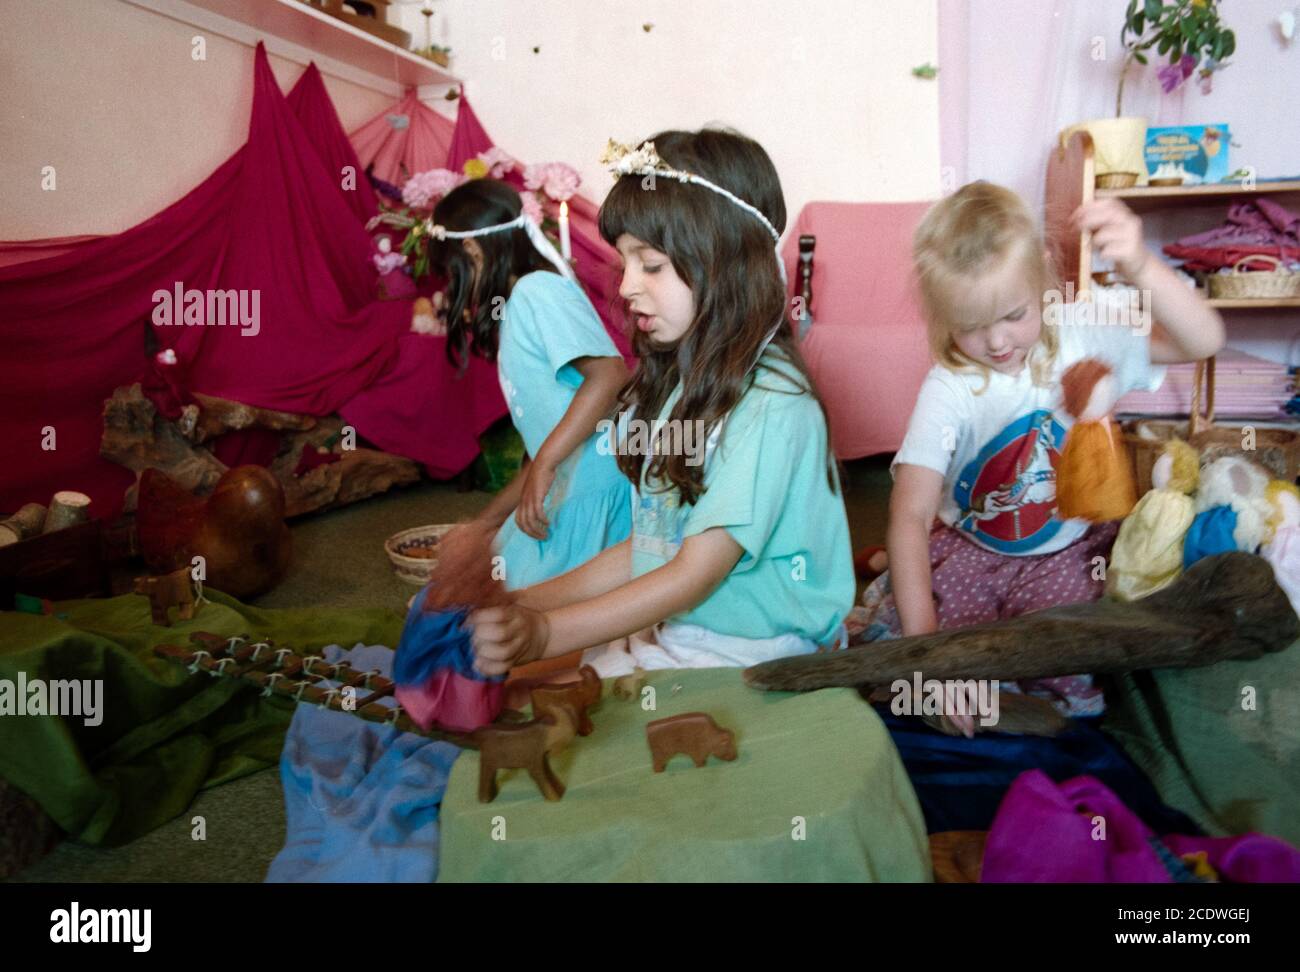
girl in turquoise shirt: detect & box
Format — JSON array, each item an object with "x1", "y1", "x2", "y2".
[
  {"x1": 428, "y1": 180, "x2": 631, "y2": 590},
  {"x1": 468, "y1": 129, "x2": 855, "y2": 676}
]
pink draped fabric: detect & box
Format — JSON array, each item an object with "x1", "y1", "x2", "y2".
[
  {"x1": 285, "y1": 62, "x2": 378, "y2": 224},
  {"x1": 349, "y1": 90, "x2": 455, "y2": 186}
]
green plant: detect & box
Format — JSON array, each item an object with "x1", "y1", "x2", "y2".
[{"x1": 1116, "y1": 0, "x2": 1235, "y2": 116}]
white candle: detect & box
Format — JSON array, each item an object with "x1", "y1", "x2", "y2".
[{"x1": 559, "y1": 200, "x2": 572, "y2": 263}]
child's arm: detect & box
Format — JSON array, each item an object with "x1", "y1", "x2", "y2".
[
  {"x1": 886, "y1": 463, "x2": 945, "y2": 637},
  {"x1": 470, "y1": 528, "x2": 744, "y2": 675},
  {"x1": 1074, "y1": 199, "x2": 1225, "y2": 364},
  {"x1": 513, "y1": 537, "x2": 633, "y2": 613},
  {"x1": 515, "y1": 355, "x2": 629, "y2": 540},
  {"x1": 473, "y1": 455, "x2": 532, "y2": 530}
]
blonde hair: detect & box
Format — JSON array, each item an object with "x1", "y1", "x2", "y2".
[{"x1": 913, "y1": 181, "x2": 1060, "y2": 388}]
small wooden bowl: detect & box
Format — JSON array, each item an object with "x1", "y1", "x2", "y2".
[
  {"x1": 1150, "y1": 177, "x2": 1184, "y2": 187},
  {"x1": 385, "y1": 524, "x2": 457, "y2": 585}
]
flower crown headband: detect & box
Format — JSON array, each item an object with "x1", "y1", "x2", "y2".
[
  {"x1": 367, "y1": 210, "x2": 576, "y2": 283},
  {"x1": 599, "y1": 139, "x2": 783, "y2": 247}
]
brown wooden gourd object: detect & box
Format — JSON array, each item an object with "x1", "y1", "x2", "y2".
[
  {"x1": 471, "y1": 702, "x2": 579, "y2": 803},
  {"x1": 744, "y1": 553, "x2": 1298, "y2": 694},
  {"x1": 137, "y1": 465, "x2": 292, "y2": 600},
  {"x1": 133, "y1": 566, "x2": 197, "y2": 627},
  {"x1": 530, "y1": 665, "x2": 601, "y2": 736},
  {"x1": 645, "y1": 712, "x2": 738, "y2": 772}
]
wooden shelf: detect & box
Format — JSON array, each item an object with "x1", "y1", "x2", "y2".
[
  {"x1": 1206, "y1": 297, "x2": 1300, "y2": 310},
  {"x1": 1098, "y1": 179, "x2": 1300, "y2": 213},
  {"x1": 126, "y1": 0, "x2": 459, "y2": 94}
]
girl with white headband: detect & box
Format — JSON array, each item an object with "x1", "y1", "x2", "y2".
[
  {"x1": 427, "y1": 178, "x2": 631, "y2": 590},
  {"x1": 469, "y1": 128, "x2": 854, "y2": 676}
]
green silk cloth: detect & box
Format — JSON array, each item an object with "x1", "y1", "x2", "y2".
[
  {"x1": 0, "y1": 590, "x2": 403, "y2": 847},
  {"x1": 1102, "y1": 644, "x2": 1300, "y2": 846},
  {"x1": 439, "y1": 668, "x2": 931, "y2": 882}
]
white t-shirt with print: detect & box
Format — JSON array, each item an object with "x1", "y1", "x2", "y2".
[{"x1": 892, "y1": 291, "x2": 1166, "y2": 556}]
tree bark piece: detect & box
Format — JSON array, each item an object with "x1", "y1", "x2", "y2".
[
  {"x1": 744, "y1": 553, "x2": 1298, "y2": 693},
  {"x1": 188, "y1": 392, "x2": 316, "y2": 445},
  {"x1": 0, "y1": 504, "x2": 47, "y2": 546}
]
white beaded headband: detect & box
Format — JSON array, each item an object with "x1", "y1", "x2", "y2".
[
  {"x1": 368, "y1": 210, "x2": 576, "y2": 283},
  {"x1": 600, "y1": 138, "x2": 787, "y2": 285}
]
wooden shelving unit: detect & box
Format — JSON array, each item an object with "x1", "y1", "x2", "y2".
[{"x1": 1046, "y1": 129, "x2": 1300, "y2": 423}]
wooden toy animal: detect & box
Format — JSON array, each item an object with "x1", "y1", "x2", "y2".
[
  {"x1": 530, "y1": 665, "x2": 601, "y2": 736},
  {"x1": 133, "y1": 566, "x2": 197, "y2": 626},
  {"x1": 471, "y1": 702, "x2": 578, "y2": 803},
  {"x1": 612, "y1": 667, "x2": 646, "y2": 701},
  {"x1": 645, "y1": 712, "x2": 737, "y2": 772}
]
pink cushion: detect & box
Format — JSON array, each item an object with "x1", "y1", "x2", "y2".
[{"x1": 782, "y1": 201, "x2": 934, "y2": 458}]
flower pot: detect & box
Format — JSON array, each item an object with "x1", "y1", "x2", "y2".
[{"x1": 1060, "y1": 117, "x2": 1149, "y2": 188}]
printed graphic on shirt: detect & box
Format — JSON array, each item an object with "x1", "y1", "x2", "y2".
[
  {"x1": 631, "y1": 487, "x2": 685, "y2": 560},
  {"x1": 954, "y1": 409, "x2": 1067, "y2": 553}
]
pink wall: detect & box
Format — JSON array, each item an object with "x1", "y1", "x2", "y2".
[{"x1": 0, "y1": 0, "x2": 398, "y2": 240}]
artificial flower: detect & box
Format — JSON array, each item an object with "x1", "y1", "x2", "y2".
[
  {"x1": 1157, "y1": 53, "x2": 1198, "y2": 93},
  {"x1": 523, "y1": 162, "x2": 581, "y2": 201},
  {"x1": 478, "y1": 147, "x2": 516, "y2": 179},
  {"x1": 520, "y1": 190, "x2": 544, "y2": 226},
  {"x1": 401, "y1": 168, "x2": 465, "y2": 209},
  {"x1": 462, "y1": 158, "x2": 490, "y2": 180}
]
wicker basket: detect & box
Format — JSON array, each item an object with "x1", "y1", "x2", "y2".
[
  {"x1": 1124, "y1": 356, "x2": 1300, "y2": 494},
  {"x1": 385, "y1": 524, "x2": 457, "y2": 586},
  {"x1": 1207, "y1": 255, "x2": 1300, "y2": 301}
]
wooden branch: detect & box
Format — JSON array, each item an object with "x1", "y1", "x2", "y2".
[
  {"x1": 745, "y1": 553, "x2": 1298, "y2": 693},
  {"x1": 188, "y1": 392, "x2": 317, "y2": 445}
]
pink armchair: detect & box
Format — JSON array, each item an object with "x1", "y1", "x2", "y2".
[{"x1": 782, "y1": 201, "x2": 935, "y2": 459}]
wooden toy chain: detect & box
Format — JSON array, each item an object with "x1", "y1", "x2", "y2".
[{"x1": 152, "y1": 632, "x2": 476, "y2": 748}]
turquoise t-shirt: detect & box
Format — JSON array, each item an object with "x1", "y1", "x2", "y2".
[{"x1": 630, "y1": 354, "x2": 855, "y2": 644}]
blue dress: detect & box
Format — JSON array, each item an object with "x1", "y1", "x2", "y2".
[{"x1": 492, "y1": 271, "x2": 631, "y2": 589}]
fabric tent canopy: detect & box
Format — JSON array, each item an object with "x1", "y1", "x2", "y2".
[{"x1": 0, "y1": 45, "x2": 507, "y2": 518}]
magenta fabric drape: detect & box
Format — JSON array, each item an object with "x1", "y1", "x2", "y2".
[
  {"x1": 349, "y1": 89, "x2": 455, "y2": 186},
  {"x1": 0, "y1": 44, "x2": 423, "y2": 519}
]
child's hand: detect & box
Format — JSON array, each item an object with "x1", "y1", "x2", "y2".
[
  {"x1": 469, "y1": 603, "x2": 550, "y2": 675},
  {"x1": 1073, "y1": 199, "x2": 1149, "y2": 282},
  {"x1": 516, "y1": 460, "x2": 555, "y2": 541}
]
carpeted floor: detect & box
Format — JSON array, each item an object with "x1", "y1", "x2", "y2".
[{"x1": 13, "y1": 457, "x2": 892, "y2": 882}]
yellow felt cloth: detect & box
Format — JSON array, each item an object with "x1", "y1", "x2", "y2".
[{"x1": 1106, "y1": 489, "x2": 1196, "y2": 601}]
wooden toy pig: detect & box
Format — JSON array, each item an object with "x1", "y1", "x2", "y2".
[{"x1": 645, "y1": 712, "x2": 737, "y2": 772}]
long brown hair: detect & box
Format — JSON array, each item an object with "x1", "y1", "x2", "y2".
[
  {"x1": 429, "y1": 179, "x2": 554, "y2": 370},
  {"x1": 597, "y1": 128, "x2": 833, "y2": 503}
]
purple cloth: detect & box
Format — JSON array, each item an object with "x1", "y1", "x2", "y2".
[{"x1": 982, "y1": 770, "x2": 1300, "y2": 882}]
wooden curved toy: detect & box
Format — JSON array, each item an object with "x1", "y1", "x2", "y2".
[
  {"x1": 530, "y1": 665, "x2": 601, "y2": 736},
  {"x1": 471, "y1": 702, "x2": 578, "y2": 803},
  {"x1": 645, "y1": 712, "x2": 737, "y2": 772}
]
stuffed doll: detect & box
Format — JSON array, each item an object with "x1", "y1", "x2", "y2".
[
  {"x1": 1056, "y1": 358, "x2": 1138, "y2": 522},
  {"x1": 1261, "y1": 480, "x2": 1300, "y2": 617},
  {"x1": 1106, "y1": 438, "x2": 1198, "y2": 601},
  {"x1": 1183, "y1": 455, "x2": 1273, "y2": 569},
  {"x1": 392, "y1": 524, "x2": 511, "y2": 733}
]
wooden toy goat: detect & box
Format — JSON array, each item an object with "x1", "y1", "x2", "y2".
[
  {"x1": 530, "y1": 665, "x2": 601, "y2": 736},
  {"x1": 133, "y1": 566, "x2": 197, "y2": 626},
  {"x1": 471, "y1": 702, "x2": 578, "y2": 802},
  {"x1": 645, "y1": 712, "x2": 737, "y2": 772}
]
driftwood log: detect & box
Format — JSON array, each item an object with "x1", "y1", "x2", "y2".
[
  {"x1": 744, "y1": 553, "x2": 1298, "y2": 693},
  {"x1": 101, "y1": 383, "x2": 420, "y2": 518}
]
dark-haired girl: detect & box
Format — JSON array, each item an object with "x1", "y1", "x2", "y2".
[
  {"x1": 468, "y1": 129, "x2": 854, "y2": 675},
  {"x1": 427, "y1": 178, "x2": 631, "y2": 589}
]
